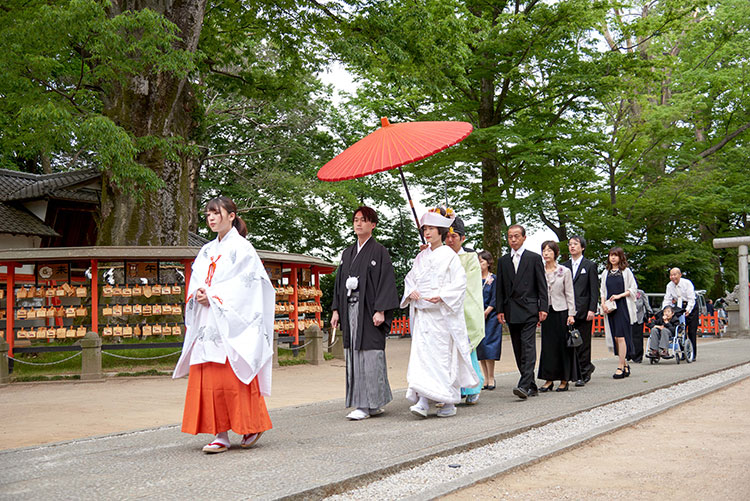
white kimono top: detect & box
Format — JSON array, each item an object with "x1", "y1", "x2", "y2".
[
  {"x1": 173, "y1": 227, "x2": 275, "y2": 396},
  {"x1": 401, "y1": 245, "x2": 478, "y2": 404}
]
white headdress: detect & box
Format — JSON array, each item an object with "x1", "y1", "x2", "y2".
[{"x1": 419, "y1": 208, "x2": 455, "y2": 228}]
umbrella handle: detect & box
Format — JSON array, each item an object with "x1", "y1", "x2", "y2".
[{"x1": 398, "y1": 166, "x2": 425, "y2": 244}]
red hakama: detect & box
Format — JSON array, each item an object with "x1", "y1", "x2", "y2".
[{"x1": 181, "y1": 362, "x2": 273, "y2": 435}]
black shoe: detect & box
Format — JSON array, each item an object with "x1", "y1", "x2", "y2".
[
  {"x1": 613, "y1": 368, "x2": 626, "y2": 379},
  {"x1": 555, "y1": 383, "x2": 569, "y2": 392},
  {"x1": 624, "y1": 364, "x2": 631, "y2": 377},
  {"x1": 583, "y1": 366, "x2": 595, "y2": 383},
  {"x1": 512, "y1": 387, "x2": 529, "y2": 400},
  {"x1": 528, "y1": 388, "x2": 539, "y2": 397},
  {"x1": 539, "y1": 383, "x2": 554, "y2": 392},
  {"x1": 575, "y1": 379, "x2": 586, "y2": 387}
]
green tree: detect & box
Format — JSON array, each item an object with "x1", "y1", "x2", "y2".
[{"x1": 318, "y1": 0, "x2": 615, "y2": 261}]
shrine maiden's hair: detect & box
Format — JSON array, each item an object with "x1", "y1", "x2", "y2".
[{"x1": 206, "y1": 196, "x2": 248, "y2": 237}]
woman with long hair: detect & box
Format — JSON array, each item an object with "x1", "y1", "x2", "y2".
[
  {"x1": 600, "y1": 247, "x2": 637, "y2": 379},
  {"x1": 173, "y1": 196, "x2": 275, "y2": 453}
]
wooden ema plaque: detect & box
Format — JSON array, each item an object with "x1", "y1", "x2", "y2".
[
  {"x1": 264, "y1": 262, "x2": 282, "y2": 281},
  {"x1": 126, "y1": 262, "x2": 158, "y2": 281},
  {"x1": 37, "y1": 263, "x2": 68, "y2": 281}
]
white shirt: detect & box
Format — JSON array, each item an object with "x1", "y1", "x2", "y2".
[
  {"x1": 511, "y1": 246, "x2": 525, "y2": 272},
  {"x1": 663, "y1": 278, "x2": 696, "y2": 314},
  {"x1": 357, "y1": 236, "x2": 371, "y2": 254},
  {"x1": 571, "y1": 255, "x2": 583, "y2": 278}
]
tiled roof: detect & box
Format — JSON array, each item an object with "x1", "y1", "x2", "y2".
[
  {"x1": 0, "y1": 202, "x2": 59, "y2": 237},
  {"x1": 0, "y1": 168, "x2": 100, "y2": 202},
  {"x1": 188, "y1": 232, "x2": 209, "y2": 247},
  {"x1": 48, "y1": 188, "x2": 100, "y2": 203}
]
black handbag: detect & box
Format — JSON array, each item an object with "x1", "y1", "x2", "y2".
[{"x1": 567, "y1": 325, "x2": 583, "y2": 348}]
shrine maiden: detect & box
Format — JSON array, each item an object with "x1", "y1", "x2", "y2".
[
  {"x1": 173, "y1": 196, "x2": 274, "y2": 453},
  {"x1": 402, "y1": 208, "x2": 478, "y2": 418}
]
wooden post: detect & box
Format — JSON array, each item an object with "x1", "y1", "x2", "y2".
[
  {"x1": 313, "y1": 267, "x2": 321, "y2": 328},
  {"x1": 273, "y1": 329, "x2": 279, "y2": 368},
  {"x1": 290, "y1": 264, "x2": 299, "y2": 345},
  {"x1": 5, "y1": 263, "x2": 15, "y2": 357},
  {"x1": 90, "y1": 259, "x2": 99, "y2": 334},
  {"x1": 182, "y1": 260, "x2": 192, "y2": 302}
]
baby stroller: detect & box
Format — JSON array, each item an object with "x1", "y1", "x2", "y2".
[{"x1": 645, "y1": 307, "x2": 693, "y2": 364}]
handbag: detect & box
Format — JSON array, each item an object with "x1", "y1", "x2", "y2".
[
  {"x1": 603, "y1": 299, "x2": 617, "y2": 312},
  {"x1": 567, "y1": 325, "x2": 583, "y2": 348}
]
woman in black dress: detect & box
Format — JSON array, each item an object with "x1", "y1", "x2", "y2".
[
  {"x1": 477, "y1": 250, "x2": 502, "y2": 390},
  {"x1": 599, "y1": 247, "x2": 637, "y2": 379},
  {"x1": 537, "y1": 241, "x2": 580, "y2": 392}
]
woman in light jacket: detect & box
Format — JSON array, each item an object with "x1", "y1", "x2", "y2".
[
  {"x1": 600, "y1": 247, "x2": 637, "y2": 379},
  {"x1": 537, "y1": 241, "x2": 579, "y2": 392}
]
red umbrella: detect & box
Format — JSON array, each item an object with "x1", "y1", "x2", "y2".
[{"x1": 317, "y1": 117, "x2": 472, "y2": 241}]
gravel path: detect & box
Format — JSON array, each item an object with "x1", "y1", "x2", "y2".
[{"x1": 327, "y1": 363, "x2": 750, "y2": 501}]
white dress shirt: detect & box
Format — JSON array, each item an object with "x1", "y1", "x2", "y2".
[
  {"x1": 663, "y1": 278, "x2": 696, "y2": 314},
  {"x1": 511, "y1": 246, "x2": 525, "y2": 272},
  {"x1": 357, "y1": 236, "x2": 371, "y2": 254},
  {"x1": 571, "y1": 255, "x2": 583, "y2": 278}
]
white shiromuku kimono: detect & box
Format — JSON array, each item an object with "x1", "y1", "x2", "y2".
[
  {"x1": 173, "y1": 227, "x2": 275, "y2": 396},
  {"x1": 401, "y1": 245, "x2": 479, "y2": 404}
]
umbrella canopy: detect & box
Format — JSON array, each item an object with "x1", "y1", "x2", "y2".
[{"x1": 317, "y1": 117, "x2": 473, "y2": 181}]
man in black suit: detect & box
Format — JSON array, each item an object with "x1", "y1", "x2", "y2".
[
  {"x1": 562, "y1": 235, "x2": 599, "y2": 386},
  {"x1": 493, "y1": 224, "x2": 548, "y2": 399}
]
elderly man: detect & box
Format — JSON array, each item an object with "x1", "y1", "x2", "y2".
[
  {"x1": 662, "y1": 268, "x2": 699, "y2": 361},
  {"x1": 493, "y1": 224, "x2": 548, "y2": 399}
]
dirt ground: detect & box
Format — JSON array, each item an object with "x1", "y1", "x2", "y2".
[
  {"x1": 444, "y1": 377, "x2": 750, "y2": 501},
  {"x1": 2, "y1": 336, "x2": 744, "y2": 500}
]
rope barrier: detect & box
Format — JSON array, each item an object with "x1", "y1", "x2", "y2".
[
  {"x1": 8, "y1": 352, "x2": 82, "y2": 366},
  {"x1": 283, "y1": 339, "x2": 315, "y2": 350},
  {"x1": 101, "y1": 350, "x2": 182, "y2": 360}
]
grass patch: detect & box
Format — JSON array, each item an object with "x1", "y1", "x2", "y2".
[
  {"x1": 10, "y1": 337, "x2": 183, "y2": 378},
  {"x1": 12, "y1": 374, "x2": 81, "y2": 383},
  {"x1": 278, "y1": 346, "x2": 308, "y2": 366},
  {"x1": 114, "y1": 369, "x2": 173, "y2": 377}
]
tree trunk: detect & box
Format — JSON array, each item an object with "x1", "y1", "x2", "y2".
[
  {"x1": 478, "y1": 72, "x2": 507, "y2": 261},
  {"x1": 97, "y1": 0, "x2": 207, "y2": 246},
  {"x1": 188, "y1": 154, "x2": 202, "y2": 233},
  {"x1": 482, "y1": 156, "x2": 506, "y2": 262}
]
